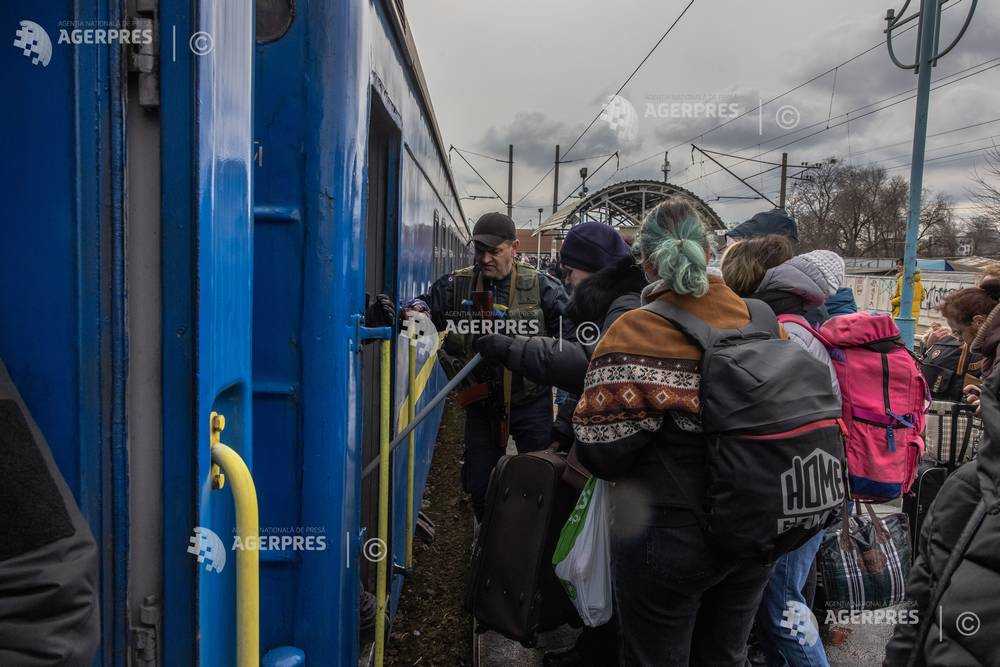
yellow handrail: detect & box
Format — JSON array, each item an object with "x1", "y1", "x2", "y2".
[
  {"x1": 209, "y1": 412, "x2": 260, "y2": 667},
  {"x1": 374, "y1": 340, "x2": 392, "y2": 667},
  {"x1": 405, "y1": 331, "x2": 417, "y2": 568}
]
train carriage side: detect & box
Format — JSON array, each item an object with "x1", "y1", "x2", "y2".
[
  {"x1": 248, "y1": 0, "x2": 469, "y2": 663},
  {"x1": 2, "y1": 0, "x2": 467, "y2": 664}
]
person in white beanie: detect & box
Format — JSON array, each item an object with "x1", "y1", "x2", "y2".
[{"x1": 723, "y1": 243, "x2": 845, "y2": 667}]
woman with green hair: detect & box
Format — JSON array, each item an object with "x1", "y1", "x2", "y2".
[{"x1": 573, "y1": 197, "x2": 773, "y2": 665}]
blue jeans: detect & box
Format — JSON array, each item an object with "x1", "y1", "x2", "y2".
[{"x1": 758, "y1": 532, "x2": 829, "y2": 667}]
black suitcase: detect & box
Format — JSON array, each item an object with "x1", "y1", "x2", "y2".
[
  {"x1": 903, "y1": 461, "x2": 948, "y2": 545},
  {"x1": 466, "y1": 450, "x2": 581, "y2": 645},
  {"x1": 903, "y1": 402, "x2": 980, "y2": 546}
]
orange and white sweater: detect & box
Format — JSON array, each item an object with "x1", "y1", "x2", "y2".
[{"x1": 572, "y1": 275, "x2": 762, "y2": 479}]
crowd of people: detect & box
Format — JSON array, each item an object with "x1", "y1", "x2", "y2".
[{"x1": 389, "y1": 200, "x2": 1000, "y2": 666}]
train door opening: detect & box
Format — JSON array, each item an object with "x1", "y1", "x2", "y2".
[
  {"x1": 125, "y1": 58, "x2": 164, "y2": 666},
  {"x1": 360, "y1": 95, "x2": 401, "y2": 614}
]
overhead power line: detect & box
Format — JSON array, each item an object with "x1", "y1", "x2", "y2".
[
  {"x1": 514, "y1": 0, "x2": 697, "y2": 207},
  {"x1": 450, "y1": 146, "x2": 510, "y2": 163},
  {"x1": 885, "y1": 144, "x2": 998, "y2": 171},
  {"x1": 869, "y1": 133, "x2": 1000, "y2": 169},
  {"x1": 849, "y1": 116, "x2": 1000, "y2": 158},
  {"x1": 677, "y1": 59, "x2": 1000, "y2": 189},
  {"x1": 561, "y1": 0, "x2": 696, "y2": 160},
  {"x1": 600, "y1": 0, "x2": 970, "y2": 186}
]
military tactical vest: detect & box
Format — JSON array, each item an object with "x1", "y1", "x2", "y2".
[{"x1": 440, "y1": 262, "x2": 547, "y2": 403}]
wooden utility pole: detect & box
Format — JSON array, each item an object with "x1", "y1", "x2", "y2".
[
  {"x1": 507, "y1": 144, "x2": 514, "y2": 218},
  {"x1": 778, "y1": 152, "x2": 789, "y2": 209},
  {"x1": 552, "y1": 145, "x2": 560, "y2": 214}
]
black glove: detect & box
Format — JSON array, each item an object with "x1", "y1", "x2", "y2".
[
  {"x1": 365, "y1": 293, "x2": 397, "y2": 328},
  {"x1": 472, "y1": 333, "x2": 514, "y2": 361}
]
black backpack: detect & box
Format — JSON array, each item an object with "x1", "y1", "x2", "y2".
[
  {"x1": 921, "y1": 337, "x2": 978, "y2": 401},
  {"x1": 642, "y1": 298, "x2": 847, "y2": 560}
]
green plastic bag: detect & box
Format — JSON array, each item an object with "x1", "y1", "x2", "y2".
[{"x1": 552, "y1": 477, "x2": 611, "y2": 626}]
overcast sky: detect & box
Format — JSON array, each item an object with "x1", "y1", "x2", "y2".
[{"x1": 406, "y1": 0, "x2": 1000, "y2": 229}]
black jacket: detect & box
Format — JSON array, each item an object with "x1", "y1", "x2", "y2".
[
  {"x1": 885, "y1": 365, "x2": 1000, "y2": 666},
  {"x1": 494, "y1": 257, "x2": 646, "y2": 446},
  {"x1": 0, "y1": 361, "x2": 100, "y2": 666}
]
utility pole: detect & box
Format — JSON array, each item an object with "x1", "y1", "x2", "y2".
[
  {"x1": 552, "y1": 145, "x2": 561, "y2": 214},
  {"x1": 885, "y1": 0, "x2": 978, "y2": 348},
  {"x1": 507, "y1": 144, "x2": 514, "y2": 218},
  {"x1": 661, "y1": 151, "x2": 671, "y2": 182},
  {"x1": 778, "y1": 152, "x2": 789, "y2": 210},
  {"x1": 537, "y1": 208, "x2": 544, "y2": 261}
]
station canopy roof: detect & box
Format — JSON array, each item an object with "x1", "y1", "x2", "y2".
[{"x1": 533, "y1": 179, "x2": 725, "y2": 237}]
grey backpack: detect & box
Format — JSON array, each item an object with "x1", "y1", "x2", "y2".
[{"x1": 643, "y1": 298, "x2": 847, "y2": 560}]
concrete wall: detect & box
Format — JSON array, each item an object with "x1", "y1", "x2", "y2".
[{"x1": 845, "y1": 271, "x2": 980, "y2": 331}]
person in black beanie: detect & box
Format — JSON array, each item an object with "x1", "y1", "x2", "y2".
[{"x1": 558, "y1": 221, "x2": 632, "y2": 288}]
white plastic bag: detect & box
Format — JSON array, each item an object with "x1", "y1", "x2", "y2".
[
  {"x1": 552, "y1": 477, "x2": 612, "y2": 626},
  {"x1": 393, "y1": 312, "x2": 440, "y2": 431}
]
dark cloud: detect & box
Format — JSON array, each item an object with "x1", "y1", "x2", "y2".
[
  {"x1": 421, "y1": 0, "x2": 1000, "y2": 225},
  {"x1": 477, "y1": 108, "x2": 644, "y2": 171}
]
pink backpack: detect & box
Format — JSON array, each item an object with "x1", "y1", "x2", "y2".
[{"x1": 812, "y1": 313, "x2": 928, "y2": 502}]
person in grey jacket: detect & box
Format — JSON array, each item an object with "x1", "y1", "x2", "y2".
[
  {"x1": 0, "y1": 359, "x2": 100, "y2": 666},
  {"x1": 751, "y1": 249, "x2": 844, "y2": 401},
  {"x1": 723, "y1": 246, "x2": 845, "y2": 667}
]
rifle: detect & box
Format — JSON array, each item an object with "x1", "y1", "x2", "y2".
[{"x1": 468, "y1": 289, "x2": 511, "y2": 450}]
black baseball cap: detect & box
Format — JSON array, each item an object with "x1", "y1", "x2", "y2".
[{"x1": 472, "y1": 212, "x2": 517, "y2": 248}]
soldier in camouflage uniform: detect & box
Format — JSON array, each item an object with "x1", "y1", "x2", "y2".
[{"x1": 406, "y1": 213, "x2": 568, "y2": 519}]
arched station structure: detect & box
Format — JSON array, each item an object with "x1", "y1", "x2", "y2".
[{"x1": 533, "y1": 179, "x2": 725, "y2": 249}]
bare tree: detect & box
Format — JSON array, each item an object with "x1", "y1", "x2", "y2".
[
  {"x1": 963, "y1": 215, "x2": 1000, "y2": 256},
  {"x1": 969, "y1": 147, "x2": 1000, "y2": 223},
  {"x1": 918, "y1": 193, "x2": 959, "y2": 257},
  {"x1": 790, "y1": 163, "x2": 955, "y2": 257}
]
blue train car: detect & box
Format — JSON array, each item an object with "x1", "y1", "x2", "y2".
[{"x1": 1, "y1": 0, "x2": 468, "y2": 664}]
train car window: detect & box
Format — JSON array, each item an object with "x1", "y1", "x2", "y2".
[
  {"x1": 449, "y1": 231, "x2": 455, "y2": 272},
  {"x1": 256, "y1": 0, "x2": 295, "y2": 43},
  {"x1": 432, "y1": 211, "x2": 440, "y2": 276},
  {"x1": 444, "y1": 228, "x2": 455, "y2": 271}
]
